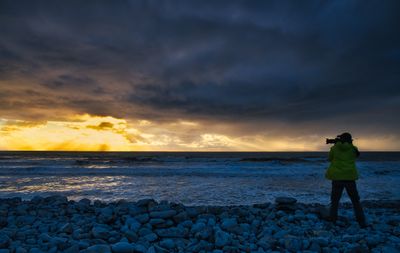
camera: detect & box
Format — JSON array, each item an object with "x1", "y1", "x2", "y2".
[
  {"x1": 326, "y1": 138, "x2": 340, "y2": 144},
  {"x1": 326, "y1": 133, "x2": 353, "y2": 145}
]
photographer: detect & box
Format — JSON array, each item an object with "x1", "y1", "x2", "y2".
[{"x1": 325, "y1": 133, "x2": 367, "y2": 228}]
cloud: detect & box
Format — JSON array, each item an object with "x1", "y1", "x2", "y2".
[
  {"x1": 0, "y1": 1, "x2": 399, "y2": 150},
  {"x1": 87, "y1": 122, "x2": 114, "y2": 131}
]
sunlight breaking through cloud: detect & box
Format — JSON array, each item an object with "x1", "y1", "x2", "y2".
[{"x1": 0, "y1": 114, "x2": 398, "y2": 151}]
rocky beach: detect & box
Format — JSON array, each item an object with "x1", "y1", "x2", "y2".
[{"x1": 0, "y1": 196, "x2": 399, "y2": 253}]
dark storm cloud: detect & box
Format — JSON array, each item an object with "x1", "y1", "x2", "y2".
[{"x1": 0, "y1": 0, "x2": 399, "y2": 135}]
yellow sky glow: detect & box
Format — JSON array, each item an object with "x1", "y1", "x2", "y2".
[{"x1": 0, "y1": 114, "x2": 397, "y2": 151}]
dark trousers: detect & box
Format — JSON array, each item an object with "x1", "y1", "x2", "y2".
[{"x1": 330, "y1": 180, "x2": 366, "y2": 227}]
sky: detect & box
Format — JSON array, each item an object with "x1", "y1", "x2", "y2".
[{"x1": 0, "y1": 0, "x2": 399, "y2": 151}]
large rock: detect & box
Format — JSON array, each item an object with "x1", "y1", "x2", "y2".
[
  {"x1": 143, "y1": 233, "x2": 158, "y2": 242},
  {"x1": 63, "y1": 245, "x2": 79, "y2": 253},
  {"x1": 128, "y1": 206, "x2": 145, "y2": 216},
  {"x1": 153, "y1": 220, "x2": 173, "y2": 228},
  {"x1": 195, "y1": 227, "x2": 212, "y2": 240},
  {"x1": 284, "y1": 236, "x2": 302, "y2": 252},
  {"x1": 92, "y1": 226, "x2": 111, "y2": 240},
  {"x1": 185, "y1": 207, "x2": 199, "y2": 218},
  {"x1": 44, "y1": 195, "x2": 68, "y2": 205},
  {"x1": 0, "y1": 217, "x2": 7, "y2": 228},
  {"x1": 15, "y1": 246, "x2": 28, "y2": 253},
  {"x1": 111, "y1": 242, "x2": 134, "y2": 253},
  {"x1": 257, "y1": 235, "x2": 274, "y2": 250},
  {"x1": 366, "y1": 235, "x2": 384, "y2": 247},
  {"x1": 149, "y1": 219, "x2": 165, "y2": 226},
  {"x1": 134, "y1": 214, "x2": 149, "y2": 224},
  {"x1": 275, "y1": 197, "x2": 297, "y2": 205},
  {"x1": 312, "y1": 237, "x2": 329, "y2": 247},
  {"x1": 0, "y1": 233, "x2": 10, "y2": 248},
  {"x1": 381, "y1": 246, "x2": 400, "y2": 253},
  {"x1": 214, "y1": 229, "x2": 231, "y2": 248},
  {"x1": 149, "y1": 210, "x2": 177, "y2": 219},
  {"x1": 27, "y1": 248, "x2": 42, "y2": 253},
  {"x1": 83, "y1": 244, "x2": 111, "y2": 253},
  {"x1": 15, "y1": 247, "x2": 28, "y2": 253},
  {"x1": 173, "y1": 211, "x2": 189, "y2": 223},
  {"x1": 138, "y1": 227, "x2": 153, "y2": 237},
  {"x1": 308, "y1": 242, "x2": 321, "y2": 252},
  {"x1": 15, "y1": 215, "x2": 36, "y2": 226},
  {"x1": 59, "y1": 223, "x2": 73, "y2": 234},
  {"x1": 275, "y1": 197, "x2": 297, "y2": 211},
  {"x1": 159, "y1": 239, "x2": 175, "y2": 249},
  {"x1": 146, "y1": 246, "x2": 156, "y2": 253},
  {"x1": 132, "y1": 244, "x2": 147, "y2": 253},
  {"x1": 98, "y1": 207, "x2": 115, "y2": 224},
  {"x1": 78, "y1": 198, "x2": 91, "y2": 205},
  {"x1": 180, "y1": 220, "x2": 193, "y2": 228},
  {"x1": 342, "y1": 234, "x2": 363, "y2": 243},
  {"x1": 31, "y1": 196, "x2": 43, "y2": 204},
  {"x1": 191, "y1": 222, "x2": 206, "y2": 234},
  {"x1": 49, "y1": 236, "x2": 68, "y2": 249},
  {"x1": 149, "y1": 204, "x2": 171, "y2": 212},
  {"x1": 76, "y1": 200, "x2": 91, "y2": 213},
  {"x1": 124, "y1": 231, "x2": 138, "y2": 243},
  {"x1": 221, "y1": 218, "x2": 237, "y2": 232},
  {"x1": 136, "y1": 199, "x2": 156, "y2": 207},
  {"x1": 15, "y1": 204, "x2": 29, "y2": 215},
  {"x1": 318, "y1": 206, "x2": 331, "y2": 220},
  {"x1": 125, "y1": 218, "x2": 141, "y2": 232},
  {"x1": 156, "y1": 227, "x2": 187, "y2": 238}
]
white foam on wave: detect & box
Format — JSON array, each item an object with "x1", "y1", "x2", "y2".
[{"x1": 0, "y1": 152, "x2": 399, "y2": 205}]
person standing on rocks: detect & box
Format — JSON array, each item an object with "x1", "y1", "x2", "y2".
[{"x1": 325, "y1": 132, "x2": 367, "y2": 228}]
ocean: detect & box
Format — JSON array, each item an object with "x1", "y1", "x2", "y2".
[{"x1": 0, "y1": 151, "x2": 399, "y2": 206}]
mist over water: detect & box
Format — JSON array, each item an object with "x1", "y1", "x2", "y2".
[{"x1": 0, "y1": 151, "x2": 399, "y2": 206}]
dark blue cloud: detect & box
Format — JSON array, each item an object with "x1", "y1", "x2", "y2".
[{"x1": 0, "y1": 0, "x2": 399, "y2": 135}]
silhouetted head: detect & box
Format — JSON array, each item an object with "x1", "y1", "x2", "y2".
[{"x1": 338, "y1": 132, "x2": 353, "y2": 143}]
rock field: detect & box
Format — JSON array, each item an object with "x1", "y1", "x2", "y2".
[{"x1": 0, "y1": 196, "x2": 399, "y2": 253}]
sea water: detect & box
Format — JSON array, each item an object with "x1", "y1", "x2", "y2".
[{"x1": 0, "y1": 151, "x2": 399, "y2": 206}]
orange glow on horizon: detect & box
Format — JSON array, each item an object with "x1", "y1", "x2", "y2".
[
  {"x1": 0, "y1": 114, "x2": 398, "y2": 151},
  {"x1": 0, "y1": 115, "x2": 139, "y2": 151}
]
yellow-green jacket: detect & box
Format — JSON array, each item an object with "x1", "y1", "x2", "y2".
[{"x1": 325, "y1": 142, "x2": 359, "y2": 180}]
